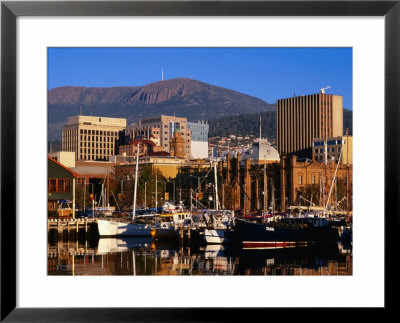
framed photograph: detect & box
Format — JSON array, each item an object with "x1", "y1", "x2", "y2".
[{"x1": 1, "y1": 0, "x2": 398, "y2": 321}]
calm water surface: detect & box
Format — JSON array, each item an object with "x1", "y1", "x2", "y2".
[{"x1": 48, "y1": 237, "x2": 352, "y2": 276}]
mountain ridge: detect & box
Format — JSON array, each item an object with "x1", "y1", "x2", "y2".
[{"x1": 48, "y1": 78, "x2": 274, "y2": 140}]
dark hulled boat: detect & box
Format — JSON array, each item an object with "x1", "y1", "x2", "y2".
[{"x1": 235, "y1": 216, "x2": 339, "y2": 249}]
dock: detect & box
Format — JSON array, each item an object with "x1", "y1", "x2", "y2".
[{"x1": 48, "y1": 218, "x2": 98, "y2": 240}]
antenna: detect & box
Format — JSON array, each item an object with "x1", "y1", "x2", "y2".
[
  {"x1": 161, "y1": 68, "x2": 164, "y2": 81},
  {"x1": 320, "y1": 86, "x2": 331, "y2": 94}
]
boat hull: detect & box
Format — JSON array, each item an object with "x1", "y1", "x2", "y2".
[
  {"x1": 235, "y1": 219, "x2": 339, "y2": 249},
  {"x1": 204, "y1": 229, "x2": 231, "y2": 244},
  {"x1": 151, "y1": 228, "x2": 178, "y2": 240},
  {"x1": 97, "y1": 219, "x2": 152, "y2": 237}
]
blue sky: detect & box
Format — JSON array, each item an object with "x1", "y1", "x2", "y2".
[{"x1": 48, "y1": 47, "x2": 352, "y2": 109}]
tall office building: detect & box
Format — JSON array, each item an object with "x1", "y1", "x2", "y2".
[
  {"x1": 62, "y1": 115, "x2": 127, "y2": 161},
  {"x1": 276, "y1": 92, "x2": 343, "y2": 158}
]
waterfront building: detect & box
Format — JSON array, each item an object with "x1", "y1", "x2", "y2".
[
  {"x1": 48, "y1": 156, "x2": 78, "y2": 216},
  {"x1": 280, "y1": 155, "x2": 352, "y2": 211},
  {"x1": 187, "y1": 121, "x2": 209, "y2": 159},
  {"x1": 276, "y1": 92, "x2": 343, "y2": 159},
  {"x1": 312, "y1": 135, "x2": 353, "y2": 165},
  {"x1": 128, "y1": 115, "x2": 191, "y2": 159},
  {"x1": 178, "y1": 152, "x2": 352, "y2": 214},
  {"x1": 62, "y1": 115, "x2": 127, "y2": 161}
]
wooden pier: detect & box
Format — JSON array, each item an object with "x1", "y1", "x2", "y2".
[
  {"x1": 48, "y1": 218, "x2": 96, "y2": 232},
  {"x1": 48, "y1": 218, "x2": 98, "y2": 240}
]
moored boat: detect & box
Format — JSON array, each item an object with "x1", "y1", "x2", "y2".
[
  {"x1": 192, "y1": 209, "x2": 235, "y2": 244},
  {"x1": 150, "y1": 212, "x2": 191, "y2": 240},
  {"x1": 97, "y1": 215, "x2": 153, "y2": 237},
  {"x1": 235, "y1": 215, "x2": 339, "y2": 249}
]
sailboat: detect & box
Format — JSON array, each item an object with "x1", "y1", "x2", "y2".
[
  {"x1": 97, "y1": 143, "x2": 153, "y2": 237},
  {"x1": 193, "y1": 159, "x2": 236, "y2": 244}
]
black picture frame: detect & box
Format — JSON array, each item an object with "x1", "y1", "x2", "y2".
[{"x1": 1, "y1": 0, "x2": 398, "y2": 321}]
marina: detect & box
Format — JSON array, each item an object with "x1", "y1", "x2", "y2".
[{"x1": 48, "y1": 205, "x2": 353, "y2": 276}]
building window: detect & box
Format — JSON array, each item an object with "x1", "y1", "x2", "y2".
[
  {"x1": 48, "y1": 178, "x2": 72, "y2": 193},
  {"x1": 48, "y1": 179, "x2": 57, "y2": 192},
  {"x1": 315, "y1": 149, "x2": 318, "y2": 154},
  {"x1": 299, "y1": 175, "x2": 303, "y2": 185},
  {"x1": 312, "y1": 176, "x2": 315, "y2": 184},
  {"x1": 332, "y1": 148, "x2": 335, "y2": 152}
]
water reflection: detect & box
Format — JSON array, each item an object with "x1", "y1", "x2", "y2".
[{"x1": 48, "y1": 238, "x2": 352, "y2": 276}]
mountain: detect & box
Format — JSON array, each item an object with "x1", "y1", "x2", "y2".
[
  {"x1": 208, "y1": 109, "x2": 353, "y2": 140},
  {"x1": 48, "y1": 78, "x2": 274, "y2": 140}
]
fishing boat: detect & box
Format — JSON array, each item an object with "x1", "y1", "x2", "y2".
[
  {"x1": 151, "y1": 211, "x2": 191, "y2": 240},
  {"x1": 201, "y1": 209, "x2": 235, "y2": 244},
  {"x1": 235, "y1": 215, "x2": 339, "y2": 249},
  {"x1": 56, "y1": 199, "x2": 77, "y2": 218}
]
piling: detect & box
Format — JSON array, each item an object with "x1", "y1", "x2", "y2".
[{"x1": 179, "y1": 225, "x2": 184, "y2": 242}]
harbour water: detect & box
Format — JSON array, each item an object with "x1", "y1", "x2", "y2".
[{"x1": 48, "y1": 237, "x2": 352, "y2": 276}]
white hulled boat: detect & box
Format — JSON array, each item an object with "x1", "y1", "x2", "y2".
[{"x1": 97, "y1": 143, "x2": 154, "y2": 237}]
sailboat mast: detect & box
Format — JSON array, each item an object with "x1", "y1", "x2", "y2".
[
  {"x1": 106, "y1": 167, "x2": 110, "y2": 207},
  {"x1": 324, "y1": 140, "x2": 344, "y2": 212},
  {"x1": 155, "y1": 169, "x2": 158, "y2": 209},
  {"x1": 346, "y1": 129, "x2": 350, "y2": 223},
  {"x1": 132, "y1": 143, "x2": 140, "y2": 219},
  {"x1": 213, "y1": 160, "x2": 220, "y2": 210},
  {"x1": 263, "y1": 156, "x2": 267, "y2": 223}
]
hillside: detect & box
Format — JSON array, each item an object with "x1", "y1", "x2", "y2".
[
  {"x1": 48, "y1": 78, "x2": 274, "y2": 140},
  {"x1": 208, "y1": 109, "x2": 353, "y2": 140}
]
